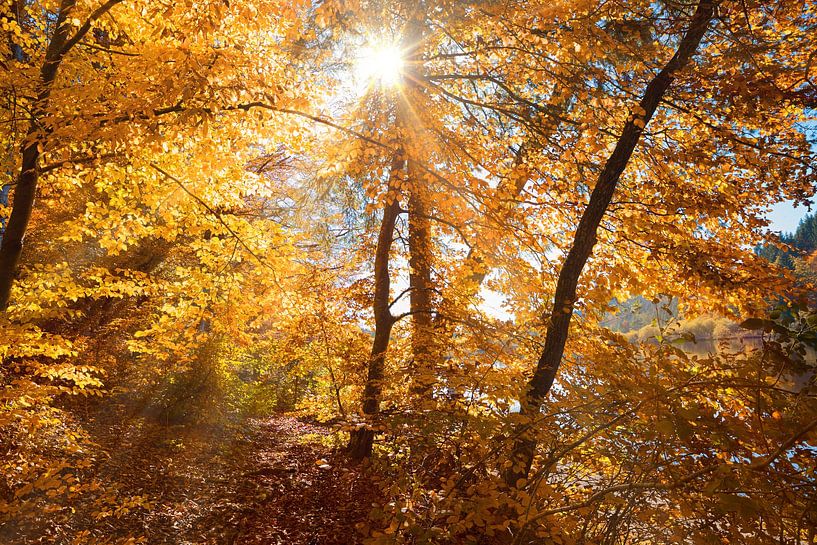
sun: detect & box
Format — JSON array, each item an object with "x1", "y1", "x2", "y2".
[{"x1": 354, "y1": 42, "x2": 405, "y2": 89}]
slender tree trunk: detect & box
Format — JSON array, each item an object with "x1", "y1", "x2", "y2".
[
  {"x1": 0, "y1": 0, "x2": 123, "y2": 310},
  {"x1": 348, "y1": 153, "x2": 404, "y2": 460},
  {"x1": 318, "y1": 317, "x2": 347, "y2": 418},
  {"x1": 408, "y1": 183, "x2": 434, "y2": 401},
  {"x1": 0, "y1": 0, "x2": 79, "y2": 310},
  {"x1": 2, "y1": 2, "x2": 29, "y2": 226},
  {"x1": 0, "y1": 142, "x2": 38, "y2": 309},
  {"x1": 398, "y1": 13, "x2": 436, "y2": 404},
  {"x1": 503, "y1": 0, "x2": 716, "y2": 487}
]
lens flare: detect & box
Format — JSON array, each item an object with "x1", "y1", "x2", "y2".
[{"x1": 355, "y1": 43, "x2": 404, "y2": 88}]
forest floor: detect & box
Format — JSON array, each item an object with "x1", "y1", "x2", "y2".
[
  {"x1": 15, "y1": 414, "x2": 379, "y2": 545},
  {"x1": 218, "y1": 415, "x2": 378, "y2": 545}
]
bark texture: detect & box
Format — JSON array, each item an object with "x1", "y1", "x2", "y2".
[
  {"x1": 0, "y1": 0, "x2": 123, "y2": 310},
  {"x1": 408, "y1": 184, "x2": 434, "y2": 400},
  {"x1": 401, "y1": 15, "x2": 436, "y2": 403},
  {"x1": 348, "y1": 153, "x2": 404, "y2": 460},
  {"x1": 504, "y1": 0, "x2": 716, "y2": 487}
]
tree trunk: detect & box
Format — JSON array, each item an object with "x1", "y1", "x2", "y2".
[
  {"x1": 0, "y1": 0, "x2": 79, "y2": 310},
  {"x1": 0, "y1": 0, "x2": 123, "y2": 310},
  {"x1": 348, "y1": 153, "x2": 404, "y2": 460},
  {"x1": 503, "y1": 0, "x2": 716, "y2": 487},
  {"x1": 408, "y1": 182, "x2": 435, "y2": 402},
  {"x1": 396, "y1": 14, "x2": 436, "y2": 405}
]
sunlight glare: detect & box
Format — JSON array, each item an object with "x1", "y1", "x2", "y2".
[{"x1": 355, "y1": 43, "x2": 405, "y2": 89}]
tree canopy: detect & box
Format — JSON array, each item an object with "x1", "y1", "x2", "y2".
[{"x1": 1, "y1": 0, "x2": 816, "y2": 543}]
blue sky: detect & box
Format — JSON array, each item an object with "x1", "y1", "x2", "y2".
[{"x1": 768, "y1": 201, "x2": 813, "y2": 234}]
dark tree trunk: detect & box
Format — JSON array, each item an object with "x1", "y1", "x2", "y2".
[
  {"x1": 504, "y1": 0, "x2": 716, "y2": 487},
  {"x1": 0, "y1": 0, "x2": 123, "y2": 310},
  {"x1": 0, "y1": 0, "x2": 78, "y2": 310},
  {"x1": 348, "y1": 153, "x2": 404, "y2": 460}
]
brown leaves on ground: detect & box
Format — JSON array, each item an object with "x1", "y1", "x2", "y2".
[
  {"x1": 232, "y1": 416, "x2": 376, "y2": 545},
  {"x1": 3, "y1": 414, "x2": 377, "y2": 545}
]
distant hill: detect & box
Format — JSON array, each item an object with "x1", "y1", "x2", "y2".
[
  {"x1": 603, "y1": 295, "x2": 743, "y2": 343},
  {"x1": 604, "y1": 212, "x2": 817, "y2": 339},
  {"x1": 601, "y1": 295, "x2": 678, "y2": 334}
]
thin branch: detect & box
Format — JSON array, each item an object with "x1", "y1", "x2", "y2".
[
  {"x1": 522, "y1": 416, "x2": 817, "y2": 525},
  {"x1": 148, "y1": 162, "x2": 277, "y2": 275},
  {"x1": 61, "y1": 0, "x2": 126, "y2": 55},
  {"x1": 40, "y1": 152, "x2": 118, "y2": 173}
]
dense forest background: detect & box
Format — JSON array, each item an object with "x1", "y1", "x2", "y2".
[{"x1": 1, "y1": 0, "x2": 816, "y2": 544}]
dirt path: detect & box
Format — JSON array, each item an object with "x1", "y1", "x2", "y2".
[
  {"x1": 8, "y1": 414, "x2": 378, "y2": 544},
  {"x1": 226, "y1": 416, "x2": 376, "y2": 545}
]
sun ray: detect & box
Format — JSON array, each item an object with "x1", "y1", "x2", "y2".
[{"x1": 354, "y1": 41, "x2": 405, "y2": 91}]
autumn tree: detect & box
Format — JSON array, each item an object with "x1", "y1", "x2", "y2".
[
  {"x1": 337, "y1": 0, "x2": 817, "y2": 541},
  {"x1": 2, "y1": 0, "x2": 816, "y2": 543}
]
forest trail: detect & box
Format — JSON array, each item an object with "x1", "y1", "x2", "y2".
[
  {"x1": 226, "y1": 416, "x2": 375, "y2": 545},
  {"x1": 76, "y1": 415, "x2": 376, "y2": 545}
]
